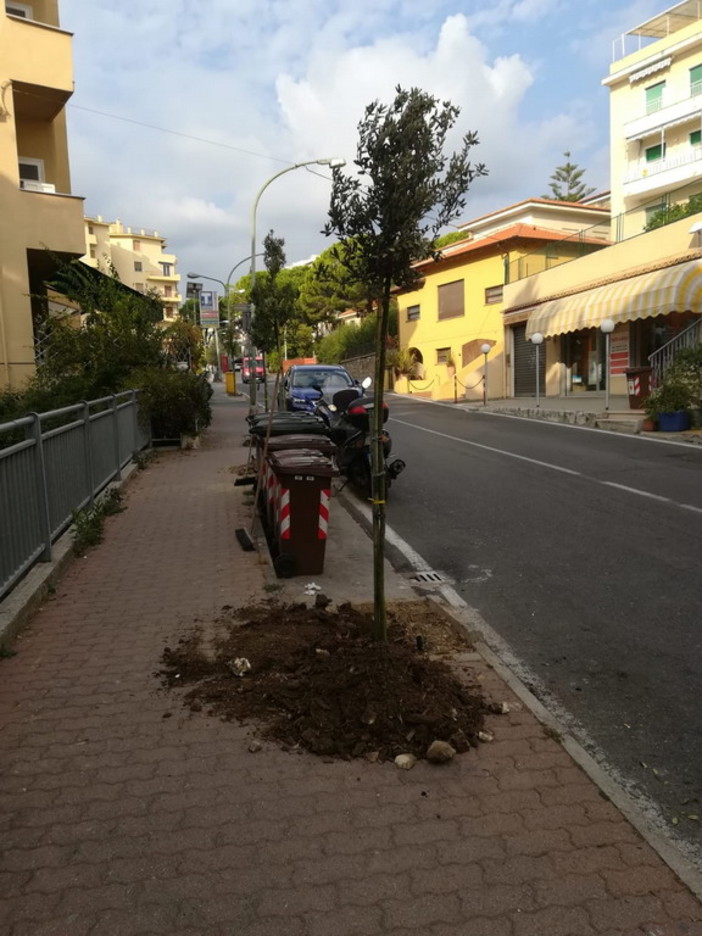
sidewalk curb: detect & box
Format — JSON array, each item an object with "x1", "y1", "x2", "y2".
[
  {"x1": 0, "y1": 463, "x2": 139, "y2": 651},
  {"x1": 335, "y1": 491, "x2": 702, "y2": 903}
]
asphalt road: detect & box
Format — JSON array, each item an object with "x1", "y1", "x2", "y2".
[{"x1": 383, "y1": 394, "x2": 702, "y2": 860}]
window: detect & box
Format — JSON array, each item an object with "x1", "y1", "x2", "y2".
[
  {"x1": 134, "y1": 261, "x2": 143, "y2": 271},
  {"x1": 88, "y1": 224, "x2": 94, "y2": 235},
  {"x1": 691, "y1": 130, "x2": 701, "y2": 146},
  {"x1": 437, "y1": 280, "x2": 464, "y2": 320},
  {"x1": 132, "y1": 239, "x2": 142, "y2": 252},
  {"x1": 484, "y1": 285, "x2": 503, "y2": 305},
  {"x1": 645, "y1": 142, "x2": 666, "y2": 162},
  {"x1": 645, "y1": 81, "x2": 665, "y2": 114},
  {"x1": 89, "y1": 245, "x2": 96, "y2": 259},
  {"x1": 160, "y1": 262, "x2": 173, "y2": 276},
  {"x1": 164, "y1": 285, "x2": 173, "y2": 297},
  {"x1": 436, "y1": 347, "x2": 452, "y2": 365},
  {"x1": 406, "y1": 304, "x2": 420, "y2": 321},
  {"x1": 18, "y1": 157, "x2": 44, "y2": 182},
  {"x1": 691, "y1": 65, "x2": 702, "y2": 97},
  {"x1": 6, "y1": 3, "x2": 33, "y2": 17}
]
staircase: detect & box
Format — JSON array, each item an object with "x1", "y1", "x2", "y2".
[{"x1": 648, "y1": 316, "x2": 702, "y2": 387}]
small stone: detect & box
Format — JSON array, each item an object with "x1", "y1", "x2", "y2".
[
  {"x1": 477, "y1": 730, "x2": 494, "y2": 743},
  {"x1": 315, "y1": 648, "x2": 330, "y2": 657},
  {"x1": 426, "y1": 740, "x2": 456, "y2": 764},
  {"x1": 248, "y1": 740, "x2": 263, "y2": 753},
  {"x1": 364, "y1": 751, "x2": 380, "y2": 763},
  {"x1": 189, "y1": 700, "x2": 202, "y2": 713},
  {"x1": 394, "y1": 753, "x2": 417, "y2": 771},
  {"x1": 489, "y1": 701, "x2": 510, "y2": 715},
  {"x1": 315, "y1": 593, "x2": 331, "y2": 608}
]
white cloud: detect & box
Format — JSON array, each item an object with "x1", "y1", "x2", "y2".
[{"x1": 59, "y1": 0, "x2": 615, "y2": 285}]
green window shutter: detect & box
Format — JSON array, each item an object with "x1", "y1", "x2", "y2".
[
  {"x1": 691, "y1": 65, "x2": 702, "y2": 95},
  {"x1": 646, "y1": 82, "x2": 665, "y2": 113},
  {"x1": 691, "y1": 130, "x2": 702, "y2": 146},
  {"x1": 645, "y1": 143, "x2": 665, "y2": 162}
]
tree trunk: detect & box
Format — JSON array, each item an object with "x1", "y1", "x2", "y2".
[{"x1": 372, "y1": 283, "x2": 391, "y2": 642}]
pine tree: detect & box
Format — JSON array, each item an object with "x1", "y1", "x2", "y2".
[{"x1": 543, "y1": 152, "x2": 595, "y2": 202}]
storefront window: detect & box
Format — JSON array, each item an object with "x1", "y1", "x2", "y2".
[{"x1": 563, "y1": 329, "x2": 607, "y2": 392}]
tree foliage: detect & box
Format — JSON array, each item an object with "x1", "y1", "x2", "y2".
[
  {"x1": 645, "y1": 193, "x2": 702, "y2": 231},
  {"x1": 324, "y1": 85, "x2": 487, "y2": 640},
  {"x1": 297, "y1": 241, "x2": 376, "y2": 330},
  {"x1": 543, "y1": 151, "x2": 595, "y2": 202},
  {"x1": 249, "y1": 231, "x2": 299, "y2": 359}
]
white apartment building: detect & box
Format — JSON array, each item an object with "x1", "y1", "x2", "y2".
[{"x1": 604, "y1": 0, "x2": 702, "y2": 240}]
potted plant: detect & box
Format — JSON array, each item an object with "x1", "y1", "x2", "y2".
[{"x1": 645, "y1": 380, "x2": 692, "y2": 432}]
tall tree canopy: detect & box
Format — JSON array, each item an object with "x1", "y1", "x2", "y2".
[
  {"x1": 249, "y1": 231, "x2": 299, "y2": 360},
  {"x1": 543, "y1": 151, "x2": 595, "y2": 202},
  {"x1": 325, "y1": 85, "x2": 487, "y2": 640}
]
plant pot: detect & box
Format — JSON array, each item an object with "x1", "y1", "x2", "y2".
[
  {"x1": 657, "y1": 410, "x2": 691, "y2": 432},
  {"x1": 641, "y1": 417, "x2": 657, "y2": 432}
]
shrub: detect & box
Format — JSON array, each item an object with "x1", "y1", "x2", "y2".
[{"x1": 129, "y1": 368, "x2": 212, "y2": 439}]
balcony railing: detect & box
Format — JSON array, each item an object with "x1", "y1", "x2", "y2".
[{"x1": 624, "y1": 145, "x2": 702, "y2": 184}]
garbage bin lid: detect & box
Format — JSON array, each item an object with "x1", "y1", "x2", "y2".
[
  {"x1": 268, "y1": 450, "x2": 338, "y2": 477},
  {"x1": 265, "y1": 434, "x2": 336, "y2": 453}
]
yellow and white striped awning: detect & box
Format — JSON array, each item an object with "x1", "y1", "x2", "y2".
[{"x1": 525, "y1": 258, "x2": 702, "y2": 338}]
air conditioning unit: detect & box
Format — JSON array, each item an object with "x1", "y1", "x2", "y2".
[{"x1": 20, "y1": 180, "x2": 56, "y2": 194}]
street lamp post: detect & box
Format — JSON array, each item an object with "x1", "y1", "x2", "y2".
[
  {"x1": 247, "y1": 156, "x2": 345, "y2": 414},
  {"x1": 600, "y1": 318, "x2": 615, "y2": 412},
  {"x1": 187, "y1": 255, "x2": 261, "y2": 381},
  {"x1": 530, "y1": 332, "x2": 544, "y2": 409},
  {"x1": 480, "y1": 343, "x2": 491, "y2": 406}
]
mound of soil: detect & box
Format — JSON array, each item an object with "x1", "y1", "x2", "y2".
[{"x1": 158, "y1": 600, "x2": 491, "y2": 762}]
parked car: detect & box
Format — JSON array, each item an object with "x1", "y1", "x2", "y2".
[
  {"x1": 242, "y1": 356, "x2": 264, "y2": 383},
  {"x1": 284, "y1": 364, "x2": 360, "y2": 412}
]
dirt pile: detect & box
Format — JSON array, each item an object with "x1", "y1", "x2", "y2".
[{"x1": 158, "y1": 600, "x2": 492, "y2": 762}]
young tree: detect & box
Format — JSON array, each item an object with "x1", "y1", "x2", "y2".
[
  {"x1": 543, "y1": 151, "x2": 595, "y2": 202},
  {"x1": 325, "y1": 85, "x2": 487, "y2": 641}
]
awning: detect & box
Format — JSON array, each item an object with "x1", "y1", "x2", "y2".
[{"x1": 525, "y1": 258, "x2": 702, "y2": 338}]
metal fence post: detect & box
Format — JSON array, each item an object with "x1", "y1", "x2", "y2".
[
  {"x1": 28, "y1": 413, "x2": 52, "y2": 561},
  {"x1": 83, "y1": 401, "x2": 95, "y2": 505},
  {"x1": 130, "y1": 390, "x2": 139, "y2": 456},
  {"x1": 112, "y1": 395, "x2": 122, "y2": 481}
]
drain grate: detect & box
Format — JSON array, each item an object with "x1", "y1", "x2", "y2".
[{"x1": 410, "y1": 570, "x2": 445, "y2": 584}]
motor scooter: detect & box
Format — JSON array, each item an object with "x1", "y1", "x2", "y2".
[{"x1": 313, "y1": 377, "x2": 405, "y2": 495}]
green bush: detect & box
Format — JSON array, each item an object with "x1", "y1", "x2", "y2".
[{"x1": 129, "y1": 368, "x2": 213, "y2": 439}]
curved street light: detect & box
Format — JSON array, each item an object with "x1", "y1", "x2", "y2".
[{"x1": 247, "y1": 156, "x2": 346, "y2": 413}]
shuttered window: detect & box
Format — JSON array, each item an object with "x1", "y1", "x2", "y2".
[
  {"x1": 406, "y1": 304, "x2": 420, "y2": 321},
  {"x1": 437, "y1": 280, "x2": 464, "y2": 320},
  {"x1": 436, "y1": 347, "x2": 452, "y2": 364},
  {"x1": 485, "y1": 285, "x2": 503, "y2": 304},
  {"x1": 691, "y1": 130, "x2": 701, "y2": 146},
  {"x1": 645, "y1": 82, "x2": 665, "y2": 114},
  {"x1": 691, "y1": 64, "x2": 702, "y2": 96},
  {"x1": 645, "y1": 142, "x2": 665, "y2": 162}
]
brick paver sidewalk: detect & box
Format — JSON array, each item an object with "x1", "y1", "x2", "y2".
[{"x1": 0, "y1": 388, "x2": 700, "y2": 935}]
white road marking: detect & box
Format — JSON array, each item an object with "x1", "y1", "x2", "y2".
[
  {"x1": 391, "y1": 417, "x2": 582, "y2": 476},
  {"x1": 602, "y1": 482, "x2": 670, "y2": 503},
  {"x1": 391, "y1": 415, "x2": 702, "y2": 515}
]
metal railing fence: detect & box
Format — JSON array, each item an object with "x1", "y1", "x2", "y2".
[{"x1": 0, "y1": 391, "x2": 150, "y2": 600}]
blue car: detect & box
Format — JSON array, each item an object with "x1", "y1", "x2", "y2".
[{"x1": 284, "y1": 364, "x2": 360, "y2": 412}]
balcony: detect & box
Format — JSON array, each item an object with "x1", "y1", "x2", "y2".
[
  {"x1": 624, "y1": 87, "x2": 702, "y2": 143},
  {"x1": 622, "y1": 145, "x2": 702, "y2": 197},
  {"x1": 4, "y1": 17, "x2": 73, "y2": 110}
]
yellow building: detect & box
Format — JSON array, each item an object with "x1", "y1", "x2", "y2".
[
  {"x1": 0, "y1": 0, "x2": 85, "y2": 389},
  {"x1": 502, "y1": 213, "x2": 702, "y2": 398},
  {"x1": 396, "y1": 200, "x2": 610, "y2": 401},
  {"x1": 605, "y1": 0, "x2": 702, "y2": 240},
  {"x1": 82, "y1": 218, "x2": 182, "y2": 320}
]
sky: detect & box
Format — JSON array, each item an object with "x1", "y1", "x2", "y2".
[{"x1": 59, "y1": 0, "x2": 664, "y2": 297}]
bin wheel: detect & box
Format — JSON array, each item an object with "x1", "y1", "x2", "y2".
[{"x1": 273, "y1": 554, "x2": 296, "y2": 578}]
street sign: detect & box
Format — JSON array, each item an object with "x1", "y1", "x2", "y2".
[{"x1": 199, "y1": 290, "x2": 219, "y2": 328}]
